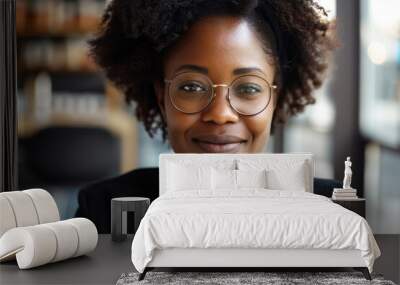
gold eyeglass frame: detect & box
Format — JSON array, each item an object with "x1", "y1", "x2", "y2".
[{"x1": 164, "y1": 71, "x2": 277, "y2": 116}]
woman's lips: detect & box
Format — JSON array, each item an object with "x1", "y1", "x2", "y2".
[
  {"x1": 192, "y1": 134, "x2": 246, "y2": 153},
  {"x1": 193, "y1": 140, "x2": 242, "y2": 152}
]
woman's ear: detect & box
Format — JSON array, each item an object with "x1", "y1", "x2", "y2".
[{"x1": 154, "y1": 80, "x2": 166, "y2": 120}]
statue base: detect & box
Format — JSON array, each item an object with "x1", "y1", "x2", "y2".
[
  {"x1": 333, "y1": 187, "x2": 357, "y2": 192},
  {"x1": 332, "y1": 188, "x2": 358, "y2": 200}
]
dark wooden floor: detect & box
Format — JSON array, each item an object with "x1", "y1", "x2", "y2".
[
  {"x1": 0, "y1": 234, "x2": 398, "y2": 284},
  {"x1": 373, "y1": 235, "x2": 400, "y2": 284}
]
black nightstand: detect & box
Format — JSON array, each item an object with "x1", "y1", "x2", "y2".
[
  {"x1": 331, "y1": 198, "x2": 366, "y2": 218},
  {"x1": 111, "y1": 197, "x2": 150, "y2": 242}
]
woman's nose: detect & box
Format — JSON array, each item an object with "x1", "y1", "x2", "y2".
[{"x1": 201, "y1": 86, "x2": 239, "y2": 124}]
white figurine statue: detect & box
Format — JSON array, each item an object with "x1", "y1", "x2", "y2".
[
  {"x1": 343, "y1": 156, "x2": 352, "y2": 189},
  {"x1": 332, "y1": 156, "x2": 357, "y2": 199}
]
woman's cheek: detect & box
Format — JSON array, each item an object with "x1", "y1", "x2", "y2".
[
  {"x1": 165, "y1": 108, "x2": 198, "y2": 152},
  {"x1": 244, "y1": 107, "x2": 274, "y2": 152}
]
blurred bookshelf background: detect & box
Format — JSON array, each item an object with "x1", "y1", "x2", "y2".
[{"x1": 15, "y1": 0, "x2": 169, "y2": 219}]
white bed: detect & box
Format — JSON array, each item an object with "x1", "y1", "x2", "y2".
[{"x1": 131, "y1": 153, "x2": 381, "y2": 280}]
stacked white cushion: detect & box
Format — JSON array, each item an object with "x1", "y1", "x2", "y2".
[
  {"x1": 165, "y1": 158, "x2": 236, "y2": 193},
  {"x1": 0, "y1": 218, "x2": 98, "y2": 269},
  {"x1": 165, "y1": 158, "x2": 294, "y2": 193},
  {"x1": 159, "y1": 154, "x2": 314, "y2": 194}
]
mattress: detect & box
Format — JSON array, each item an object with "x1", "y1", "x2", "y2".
[
  {"x1": 147, "y1": 248, "x2": 365, "y2": 267},
  {"x1": 131, "y1": 190, "x2": 381, "y2": 273}
]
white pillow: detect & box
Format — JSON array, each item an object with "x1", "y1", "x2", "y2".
[
  {"x1": 212, "y1": 168, "x2": 237, "y2": 191},
  {"x1": 211, "y1": 168, "x2": 268, "y2": 191},
  {"x1": 166, "y1": 162, "x2": 212, "y2": 192},
  {"x1": 237, "y1": 159, "x2": 309, "y2": 192},
  {"x1": 206, "y1": 159, "x2": 237, "y2": 171},
  {"x1": 266, "y1": 162, "x2": 307, "y2": 191},
  {"x1": 236, "y1": 169, "x2": 267, "y2": 189}
]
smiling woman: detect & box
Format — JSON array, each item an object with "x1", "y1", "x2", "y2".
[{"x1": 76, "y1": 0, "x2": 338, "y2": 232}]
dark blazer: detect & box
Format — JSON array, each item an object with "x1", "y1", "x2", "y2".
[{"x1": 75, "y1": 167, "x2": 341, "y2": 233}]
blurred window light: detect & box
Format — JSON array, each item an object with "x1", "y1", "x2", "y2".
[
  {"x1": 360, "y1": 0, "x2": 400, "y2": 148},
  {"x1": 308, "y1": 93, "x2": 335, "y2": 132},
  {"x1": 368, "y1": 42, "x2": 388, "y2": 65},
  {"x1": 317, "y1": 0, "x2": 336, "y2": 20},
  {"x1": 369, "y1": 0, "x2": 400, "y2": 34}
]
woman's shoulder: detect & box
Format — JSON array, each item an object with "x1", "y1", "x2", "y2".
[
  {"x1": 75, "y1": 167, "x2": 159, "y2": 220},
  {"x1": 82, "y1": 167, "x2": 159, "y2": 192},
  {"x1": 77, "y1": 167, "x2": 159, "y2": 207},
  {"x1": 75, "y1": 167, "x2": 159, "y2": 232}
]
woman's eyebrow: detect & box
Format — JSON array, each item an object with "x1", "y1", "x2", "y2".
[
  {"x1": 174, "y1": 64, "x2": 208, "y2": 74},
  {"x1": 174, "y1": 65, "x2": 266, "y2": 76},
  {"x1": 233, "y1": 67, "x2": 265, "y2": 76}
]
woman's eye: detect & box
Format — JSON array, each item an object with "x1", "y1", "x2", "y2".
[
  {"x1": 235, "y1": 84, "x2": 262, "y2": 96},
  {"x1": 179, "y1": 83, "x2": 207, "y2": 93}
]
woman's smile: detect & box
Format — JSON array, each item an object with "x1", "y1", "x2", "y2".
[{"x1": 192, "y1": 134, "x2": 247, "y2": 153}]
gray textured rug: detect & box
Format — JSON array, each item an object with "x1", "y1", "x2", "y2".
[{"x1": 116, "y1": 271, "x2": 396, "y2": 285}]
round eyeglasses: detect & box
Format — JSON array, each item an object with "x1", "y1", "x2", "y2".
[{"x1": 164, "y1": 72, "x2": 277, "y2": 116}]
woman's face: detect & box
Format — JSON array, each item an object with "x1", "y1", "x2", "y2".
[{"x1": 155, "y1": 16, "x2": 277, "y2": 153}]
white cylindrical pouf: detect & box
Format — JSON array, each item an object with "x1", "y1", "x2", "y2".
[
  {"x1": 66, "y1": 218, "x2": 98, "y2": 257},
  {"x1": 0, "y1": 218, "x2": 98, "y2": 269},
  {"x1": 1, "y1": 192, "x2": 39, "y2": 227},
  {"x1": 0, "y1": 226, "x2": 57, "y2": 269},
  {"x1": 0, "y1": 196, "x2": 17, "y2": 237},
  {"x1": 23, "y1": 189, "x2": 60, "y2": 224},
  {"x1": 42, "y1": 220, "x2": 79, "y2": 262}
]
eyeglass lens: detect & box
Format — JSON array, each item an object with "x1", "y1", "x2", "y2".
[{"x1": 168, "y1": 72, "x2": 271, "y2": 115}]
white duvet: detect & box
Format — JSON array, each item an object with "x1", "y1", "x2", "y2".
[{"x1": 131, "y1": 190, "x2": 380, "y2": 273}]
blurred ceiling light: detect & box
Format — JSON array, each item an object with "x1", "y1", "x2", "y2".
[{"x1": 368, "y1": 42, "x2": 387, "y2": 65}]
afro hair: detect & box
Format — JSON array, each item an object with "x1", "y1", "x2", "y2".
[{"x1": 88, "y1": 0, "x2": 335, "y2": 141}]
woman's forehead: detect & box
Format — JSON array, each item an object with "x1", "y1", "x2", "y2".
[{"x1": 163, "y1": 15, "x2": 275, "y2": 82}]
